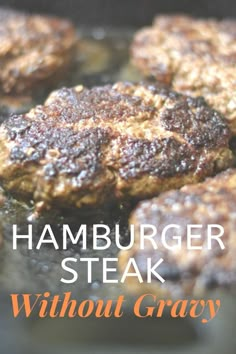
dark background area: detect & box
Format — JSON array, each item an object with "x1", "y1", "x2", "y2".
[{"x1": 0, "y1": 0, "x2": 235, "y2": 26}]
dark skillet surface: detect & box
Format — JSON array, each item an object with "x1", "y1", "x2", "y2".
[
  {"x1": 0, "y1": 28, "x2": 236, "y2": 354},
  {"x1": 1, "y1": 0, "x2": 236, "y2": 25}
]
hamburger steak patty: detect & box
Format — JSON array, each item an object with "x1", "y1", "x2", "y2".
[
  {"x1": 0, "y1": 82, "x2": 233, "y2": 210},
  {"x1": 119, "y1": 169, "x2": 236, "y2": 297},
  {"x1": 131, "y1": 15, "x2": 236, "y2": 133},
  {"x1": 0, "y1": 7, "x2": 77, "y2": 96}
]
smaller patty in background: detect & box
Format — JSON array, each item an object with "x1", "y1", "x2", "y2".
[
  {"x1": 119, "y1": 169, "x2": 236, "y2": 297},
  {"x1": 131, "y1": 15, "x2": 236, "y2": 133},
  {"x1": 0, "y1": 7, "x2": 77, "y2": 112}
]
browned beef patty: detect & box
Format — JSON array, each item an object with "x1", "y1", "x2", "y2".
[
  {"x1": 119, "y1": 169, "x2": 236, "y2": 297},
  {"x1": 131, "y1": 15, "x2": 236, "y2": 133},
  {"x1": 0, "y1": 82, "x2": 233, "y2": 210},
  {"x1": 0, "y1": 7, "x2": 77, "y2": 96}
]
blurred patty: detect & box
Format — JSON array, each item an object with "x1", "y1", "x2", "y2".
[
  {"x1": 0, "y1": 7, "x2": 77, "y2": 96},
  {"x1": 119, "y1": 169, "x2": 236, "y2": 297},
  {"x1": 0, "y1": 82, "x2": 233, "y2": 210},
  {"x1": 131, "y1": 15, "x2": 236, "y2": 133}
]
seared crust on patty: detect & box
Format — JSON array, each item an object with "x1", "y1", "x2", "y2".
[
  {"x1": 131, "y1": 15, "x2": 236, "y2": 133},
  {"x1": 0, "y1": 8, "x2": 77, "y2": 96},
  {"x1": 0, "y1": 82, "x2": 233, "y2": 209},
  {"x1": 119, "y1": 169, "x2": 236, "y2": 297}
]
